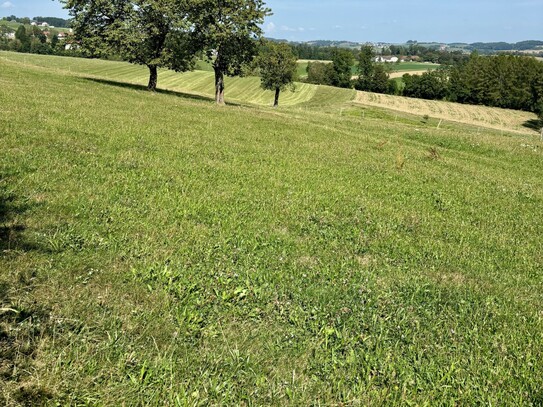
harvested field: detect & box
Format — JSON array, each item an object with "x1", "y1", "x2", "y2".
[
  {"x1": 389, "y1": 70, "x2": 430, "y2": 78},
  {"x1": 354, "y1": 91, "x2": 538, "y2": 134}
]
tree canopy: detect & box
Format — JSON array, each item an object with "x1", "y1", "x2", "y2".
[
  {"x1": 189, "y1": 0, "x2": 270, "y2": 104},
  {"x1": 257, "y1": 41, "x2": 297, "y2": 107},
  {"x1": 330, "y1": 48, "x2": 354, "y2": 89},
  {"x1": 63, "y1": 0, "x2": 195, "y2": 91}
]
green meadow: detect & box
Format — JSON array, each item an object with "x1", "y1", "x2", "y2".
[
  {"x1": 296, "y1": 60, "x2": 440, "y2": 79},
  {"x1": 1, "y1": 51, "x2": 542, "y2": 405}
]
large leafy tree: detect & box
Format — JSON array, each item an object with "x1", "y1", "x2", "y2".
[
  {"x1": 354, "y1": 45, "x2": 376, "y2": 91},
  {"x1": 190, "y1": 0, "x2": 270, "y2": 104},
  {"x1": 15, "y1": 25, "x2": 30, "y2": 52},
  {"x1": 257, "y1": 42, "x2": 297, "y2": 107},
  {"x1": 63, "y1": 0, "x2": 195, "y2": 91},
  {"x1": 305, "y1": 61, "x2": 334, "y2": 86},
  {"x1": 330, "y1": 48, "x2": 354, "y2": 89}
]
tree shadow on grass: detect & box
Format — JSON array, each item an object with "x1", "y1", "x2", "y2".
[
  {"x1": 0, "y1": 189, "x2": 28, "y2": 253},
  {"x1": 82, "y1": 77, "x2": 242, "y2": 107},
  {"x1": 523, "y1": 118, "x2": 543, "y2": 132},
  {"x1": 0, "y1": 188, "x2": 44, "y2": 254},
  {"x1": 0, "y1": 179, "x2": 54, "y2": 405}
]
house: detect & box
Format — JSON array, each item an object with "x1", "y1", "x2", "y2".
[
  {"x1": 40, "y1": 22, "x2": 49, "y2": 27},
  {"x1": 374, "y1": 56, "x2": 399, "y2": 63}
]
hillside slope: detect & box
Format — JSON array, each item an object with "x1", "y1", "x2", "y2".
[
  {"x1": 1, "y1": 54, "x2": 543, "y2": 406},
  {"x1": 1, "y1": 51, "x2": 538, "y2": 135}
]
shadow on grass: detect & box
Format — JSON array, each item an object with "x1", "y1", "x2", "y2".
[
  {"x1": 82, "y1": 77, "x2": 244, "y2": 107},
  {"x1": 82, "y1": 77, "x2": 208, "y2": 102},
  {"x1": 0, "y1": 187, "x2": 45, "y2": 254},
  {"x1": 523, "y1": 118, "x2": 543, "y2": 132},
  {"x1": 0, "y1": 188, "x2": 29, "y2": 253},
  {"x1": 0, "y1": 180, "x2": 54, "y2": 405}
]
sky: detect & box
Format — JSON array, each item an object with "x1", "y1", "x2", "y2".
[{"x1": 1, "y1": 0, "x2": 542, "y2": 43}]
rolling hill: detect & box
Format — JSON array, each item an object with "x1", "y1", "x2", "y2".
[
  {"x1": 1, "y1": 51, "x2": 542, "y2": 405},
  {"x1": 1, "y1": 51, "x2": 538, "y2": 135}
]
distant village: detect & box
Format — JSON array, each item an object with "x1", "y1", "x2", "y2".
[{"x1": 1, "y1": 17, "x2": 77, "y2": 51}]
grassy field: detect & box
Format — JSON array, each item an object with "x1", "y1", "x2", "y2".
[
  {"x1": 1, "y1": 52, "x2": 543, "y2": 405},
  {"x1": 1, "y1": 52, "x2": 532, "y2": 135},
  {"x1": 389, "y1": 62, "x2": 440, "y2": 72},
  {"x1": 297, "y1": 60, "x2": 440, "y2": 80}
]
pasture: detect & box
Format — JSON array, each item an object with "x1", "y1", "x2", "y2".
[
  {"x1": 1, "y1": 52, "x2": 530, "y2": 134},
  {"x1": 1, "y1": 51, "x2": 542, "y2": 405},
  {"x1": 296, "y1": 60, "x2": 440, "y2": 80}
]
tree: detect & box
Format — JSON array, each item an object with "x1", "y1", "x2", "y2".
[
  {"x1": 64, "y1": 0, "x2": 195, "y2": 91},
  {"x1": 330, "y1": 48, "x2": 354, "y2": 88},
  {"x1": 15, "y1": 25, "x2": 30, "y2": 52},
  {"x1": 51, "y1": 34, "x2": 59, "y2": 49},
  {"x1": 402, "y1": 70, "x2": 449, "y2": 100},
  {"x1": 257, "y1": 41, "x2": 297, "y2": 107},
  {"x1": 369, "y1": 64, "x2": 389, "y2": 93},
  {"x1": 190, "y1": 0, "x2": 270, "y2": 104},
  {"x1": 305, "y1": 61, "x2": 334, "y2": 86},
  {"x1": 354, "y1": 45, "x2": 375, "y2": 91}
]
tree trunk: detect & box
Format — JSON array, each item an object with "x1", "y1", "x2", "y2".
[
  {"x1": 214, "y1": 66, "x2": 225, "y2": 105},
  {"x1": 274, "y1": 87, "x2": 280, "y2": 107},
  {"x1": 147, "y1": 65, "x2": 158, "y2": 91}
]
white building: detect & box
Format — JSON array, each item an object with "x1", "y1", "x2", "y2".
[{"x1": 375, "y1": 56, "x2": 400, "y2": 63}]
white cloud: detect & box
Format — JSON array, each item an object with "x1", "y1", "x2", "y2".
[
  {"x1": 1, "y1": 1, "x2": 14, "y2": 8},
  {"x1": 265, "y1": 22, "x2": 276, "y2": 33},
  {"x1": 280, "y1": 25, "x2": 305, "y2": 32}
]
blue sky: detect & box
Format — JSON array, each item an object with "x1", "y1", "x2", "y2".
[{"x1": 1, "y1": 0, "x2": 542, "y2": 43}]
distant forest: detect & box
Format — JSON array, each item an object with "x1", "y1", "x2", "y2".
[
  {"x1": 33, "y1": 17, "x2": 71, "y2": 28},
  {"x1": 3, "y1": 15, "x2": 70, "y2": 28},
  {"x1": 468, "y1": 40, "x2": 543, "y2": 52}
]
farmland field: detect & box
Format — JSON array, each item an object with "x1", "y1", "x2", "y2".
[
  {"x1": 354, "y1": 91, "x2": 538, "y2": 134},
  {"x1": 389, "y1": 61, "x2": 440, "y2": 72},
  {"x1": 1, "y1": 52, "x2": 533, "y2": 134},
  {"x1": 297, "y1": 60, "x2": 440, "y2": 79},
  {"x1": 1, "y1": 52, "x2": 543, "y2": 405}
]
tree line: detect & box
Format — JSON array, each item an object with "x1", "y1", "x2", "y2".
[
  {"x1": 403, "y1": 53, "x2": 543, "y2": 116},
  {"x1": 61, "y1": 0, "x2": 279, "y2": 105},
  {"x1": 1, "y1": 3, "x2": 298, "y2": 108},
  {"x1": 304, "y1": 45, "x2": 399, "y2": 95},
  {"x1": 302, "y1": 44, "x2": 543, "y2": 123}
]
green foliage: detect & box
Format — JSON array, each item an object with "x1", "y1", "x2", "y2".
[
  {"x1": 256, "y1": 41, "x2": 297, "y2": 106},
  {"x1": 14, "y1": 25, "x2": 27, "y2": 43},
  {"x1": 368, "y1": 64, "x2": 389, "y2": 93},
  {"x1": 189, "y1": 0, "x2": 270, "y2": 103},
  {"x1": 330, "y1": 48, "x2": 354, "y2": 88},
  {"x1": 354, "y1": 45, "x2": 396, "y2": 95},
  {"x1": 402, "y1": 69, "x2": 449, "y2": 100},
  {"x1": 305, "y1": 61, "x2": 334, "y2": 86},
  {"x1": 357, "y1": 44, "x2": 375, "y2": 79},
  {"x1": 63, "y1": 0, "x2": 196, "y2": 90},
  {"x1": 449, "y1": 55, "x2": 543, "y2": 113},
  {"x1": 32, "y1": 16, "x2": 71, "y2": 28}
]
